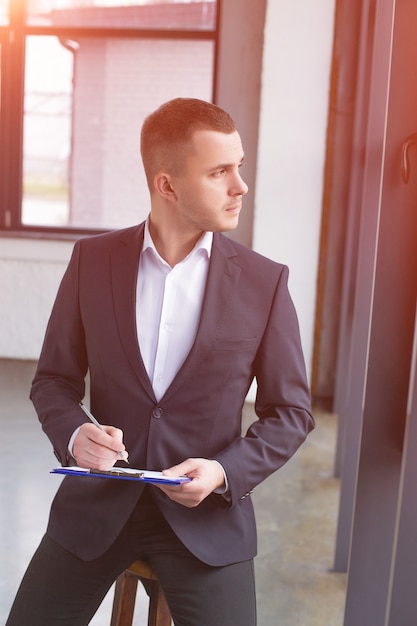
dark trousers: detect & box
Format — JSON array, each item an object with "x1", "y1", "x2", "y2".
[{"x1": 6, "y1": 488, "x2": 256, "y2": 626}]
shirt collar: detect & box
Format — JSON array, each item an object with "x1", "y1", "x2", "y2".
[{"x1": 143, "y1": 216, "x2": 213, "y2": 263}]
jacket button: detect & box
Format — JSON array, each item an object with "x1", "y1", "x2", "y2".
[{"x1": 152, "y1": 407, "x2": 163, "y2": 419}]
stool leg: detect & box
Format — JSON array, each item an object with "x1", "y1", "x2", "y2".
[
  {"x1": 145, "y1": 578, "x2": 172, "y2": 626},
  {"x1": 110, "y1": 571, "x2": 139, "y2": 626}
]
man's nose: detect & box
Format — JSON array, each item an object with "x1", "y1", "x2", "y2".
[{"x1": 230, "y1": 173, "x2": 249, "y2": 196}]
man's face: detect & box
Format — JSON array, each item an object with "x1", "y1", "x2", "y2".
[{"x1": 170, "y1": 129, "x2": 248, "y2": 233}]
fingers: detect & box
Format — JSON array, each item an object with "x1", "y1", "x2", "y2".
[
  {"x1": 105, "y1": 426, "x2": 129, "y2": 463},
  {"x1": 158, "y1": 458, "x2": 225, "y2": 508},
  {"x1": 105, "y1": 425, "x2": 124, "y2": 444},
  {"x1": 72, "y1": 423, "x2": 127, "y2": 470},
  {"x1": 163, "y1": 458, "x2": 197, "y2": 478}
]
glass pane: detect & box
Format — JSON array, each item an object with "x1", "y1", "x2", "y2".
[
  {"x1": 27, "y1": 0, "x2": 217, "y2": 30},
  {"x1": 0, "y1": 0, "x2": 8, "y2": 25},
  {"x1": 22, "y1": 36, "x2": 72, "y2": 227},
  {"x1": 22, "y1": 35, "x2": 214, "y2": 230}
]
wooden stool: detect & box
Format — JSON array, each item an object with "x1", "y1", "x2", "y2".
[{"x1": 110, "y1": 559, "x2": 172, "y2": 626}]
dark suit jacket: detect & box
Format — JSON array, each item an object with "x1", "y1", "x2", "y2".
[{"x1": 31, "y1": 223, "x2": 314, "y2": 565}]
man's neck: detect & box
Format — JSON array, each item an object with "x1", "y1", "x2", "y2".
[{"x1": 148, "y1": 215, "x2": 204, "y2": 268}]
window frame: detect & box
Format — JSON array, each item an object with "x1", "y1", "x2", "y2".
[{"x1": 0, "y1": 0, "x2": 220, "y2": 238}]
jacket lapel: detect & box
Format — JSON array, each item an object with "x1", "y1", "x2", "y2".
[
  {"x1": 161, "y1": 233, "x2": 242, "y2": 402},
  {"x1": 110, "y1": 223, "x2": 156, "y2": 400}
]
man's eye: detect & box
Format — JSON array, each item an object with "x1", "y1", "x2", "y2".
[{"x1": 213, "y1": 169, "x2": 226, "y2": 177}]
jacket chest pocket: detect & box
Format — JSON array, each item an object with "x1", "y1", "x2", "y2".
[{"x1": 211, "y1": 337, "x2": 259, "y2": 351}]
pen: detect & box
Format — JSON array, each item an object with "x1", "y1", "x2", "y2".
[{"x1": 79, "y1": 403, "x2": 129, "y2": 464}]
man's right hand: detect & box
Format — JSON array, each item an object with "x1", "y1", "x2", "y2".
[{"x1": 72, "y1": 423, "x2": 127, "y2": 470}]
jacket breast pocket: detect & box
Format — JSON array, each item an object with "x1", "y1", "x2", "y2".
[{"x1": 211, "y1": 337, "x2": 259, "y2": 351}]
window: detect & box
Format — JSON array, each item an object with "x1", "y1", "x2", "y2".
[
  {"x1": 0, "y1": 0, "x2": 8, "y2": 25},
  {"x1": 0, "y1": 0, "x2": 218, "y2": 234}
]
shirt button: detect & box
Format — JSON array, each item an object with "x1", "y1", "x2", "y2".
[{"x1": 152, "y1": 407, "x2": 163, "y2": 419}]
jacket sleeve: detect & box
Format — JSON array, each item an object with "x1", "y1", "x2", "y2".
[
  {"x1": 30, "y1": 240, "x2": 90, "y2": 465},
  {"x1": 213, "y1": 265, "x2": 315, "y2": 506}
]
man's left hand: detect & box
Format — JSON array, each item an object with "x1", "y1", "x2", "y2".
[{"x1": 157, "y1": 458, "x2": 225, "y2": 508}]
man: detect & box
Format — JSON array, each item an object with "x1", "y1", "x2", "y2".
[{"x1": 7, "y1": 98, "x2": 314, "y2": 625}]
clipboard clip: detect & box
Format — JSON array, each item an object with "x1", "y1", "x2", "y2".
[{"x1": 90, "y1": 468, "x2": 145, "y2": 478}]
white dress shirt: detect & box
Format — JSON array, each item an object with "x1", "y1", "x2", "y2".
[{"x1": 136, "y1": 220, "x2": 212, "y2": 401}]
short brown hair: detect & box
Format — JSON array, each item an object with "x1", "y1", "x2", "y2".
[{"x1": 140, "y1": 98, "x2": 236, "y2": 191}]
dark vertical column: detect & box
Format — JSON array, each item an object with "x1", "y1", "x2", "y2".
[
  {"x1": 386, "y1": 331, "x2": 417, "y2": 625},
  {"x1": 312, "y1": 0, "x2": 363, "y2": 403},
  {"x1": 332, "y1": 0, "x2": 389, "y2": 573},
  {"x1": 343, "y1": 0, "x2": 417, "y2": 622}
]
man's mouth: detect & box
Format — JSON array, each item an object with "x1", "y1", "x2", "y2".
[{"x1": 226, "y1": 203, "x2": 241, "y2": 212}]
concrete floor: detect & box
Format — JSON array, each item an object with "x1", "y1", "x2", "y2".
[{"x1": 0, "y1": 359, "x2": 346, "y2": 625}]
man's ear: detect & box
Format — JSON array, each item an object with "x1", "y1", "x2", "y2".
[{"x1": 153, "y1": 173, "x2": 176, "y2": 201}]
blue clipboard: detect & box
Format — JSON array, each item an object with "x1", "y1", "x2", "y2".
[{"x1": 51, "y1": 466, "x2": 192, "y2": 485}]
